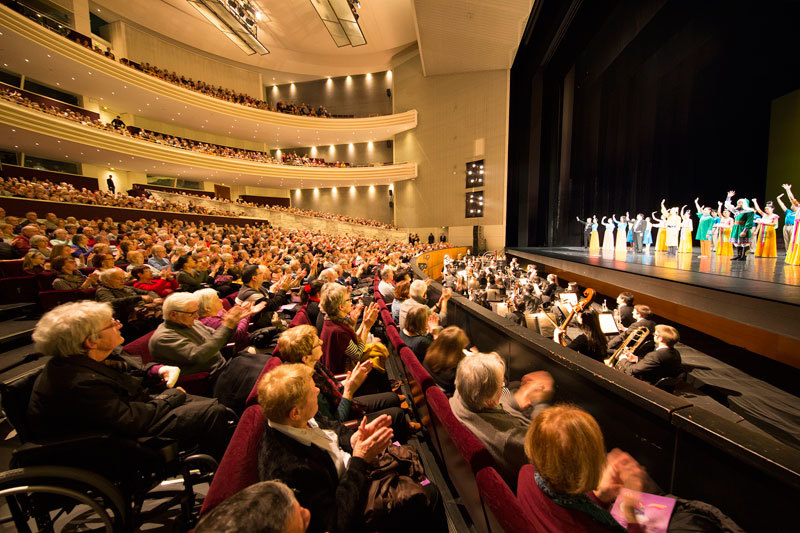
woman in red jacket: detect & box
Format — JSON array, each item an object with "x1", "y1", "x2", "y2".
[{"x1": 131, "y1": 265, "x2": 179, "y2": 298}]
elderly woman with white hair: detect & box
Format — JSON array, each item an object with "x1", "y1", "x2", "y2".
[
  {"x1": 147, "y1": 244, "x2": 171, "y2": 272},
  {"x1": 149, "y1": 292, "x2": 266, "y2": 412},
  {"x1": 450, "y1": 352, "x2": 554, "y2": 489},
  {"x1": 398, "y1": 279, "x2": 452, "y2": 330},
  {"x1": 196, "y1": 288, "x2": 264, "y2": 353},
  {"x1": 26, "y1": 301, "x2": 234, "y2": 459}
]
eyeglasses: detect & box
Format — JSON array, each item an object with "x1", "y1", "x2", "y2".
[
  {"x1": 173, "y1": 309, "x2": 199, "y2": 316},
  {"x1": 100, "y1": 318, "x2": 122, "y2": 331}
]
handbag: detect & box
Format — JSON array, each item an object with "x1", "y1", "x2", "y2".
[{"x1": 363, "y1": 444, "x2": 430, "y2": 530}]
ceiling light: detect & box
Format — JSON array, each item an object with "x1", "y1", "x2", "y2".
[
  {"x1": 187, "y1": 0, "x2": 269, "y2": 55},
  {"x1": 310, "y1": 0, "x2": 366, "y2": 47}
]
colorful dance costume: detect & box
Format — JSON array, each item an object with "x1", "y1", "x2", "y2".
[
  {"x1": 786, "y1": 219, "x2": 800, "y2": 266},
  {"x1": 615, "y1": 219, "x2": 628, "y2": 253},
  {"x1": 678, "y1": 217, "x2": 694, "y2": 254},
  {"x1": 654, "y1": 221, "x2": 667, "y2": 252},
  {"x1": 696, "y1": 212, "x2": 714, "y2": 257},
  {"x1": 754, "y1": 213, "x2": 779, "y2": 258},
  {"x1": 602, "y1": 220, "x2": 615, "y2": 251},
  {"x1": 727, "y1": 198, "x2": 755, "y2": 260},
  {"x1": 783, "y1": 204, "x2": 797, "y2": 252},
  {"x1": 643, "y1": 221, "x2": 653, "y2": 246},
  {"x1": 589, "y1": 222, "x2": 601, "y2": 254},
  {"x1": 626, "y1": 223, "x2": 634, "y2": 244},
  {"x1": 715, "y1": 218, "x2": 734, "y2": 256},
  {"x1": 665, "y1": 213, "x2": 681, "y2": 253}
]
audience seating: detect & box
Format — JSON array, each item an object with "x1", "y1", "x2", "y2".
[
  {"x1": 123, "y1": 331, "x2": 211, "y2": 396},
  {"x1": 0, "y1": 275, "x2": 37, "y2": 304},
  {"x1": 244, "y1": 356, "x2": 282, "y2": 407},
  {"x1": 0, "y1": 259, "x2": 24, "y2": 277},
  {"x1": 199, "y1": 404, "x2": 266, "y2": 517},
  {"x1": 38, "y1": 287, "x2": 98, "y2": 312},
  {"x1": 475, "y1": 466, "x2": 536, "y2": 533}
]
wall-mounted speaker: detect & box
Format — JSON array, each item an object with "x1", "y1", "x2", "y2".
[
  {"x1": 386, "y1": 140, "x2": 392, "y2": 149},
  {"x1": 386, "y1": 88, "x2": 392, "y2": 98},
  {"x1": 388, "y1": 189, "x2": 393, "y2": 197},
  {"x1": 389, "y1": 200, "x2": 394, "y2": 208}
]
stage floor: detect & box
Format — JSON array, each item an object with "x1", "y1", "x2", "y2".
[{"x1": 511, "y1": 246, "x2": 800, "y2": 306}]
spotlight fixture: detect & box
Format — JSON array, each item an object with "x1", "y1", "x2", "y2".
[
  {"x1": 466, "y1": 159, "x2": 485, "y2": 188},
  {"x1": 187, "y1": 0, "x2": 269, "y2": 55},
  {"x1": 309, "y1": 0, "x2": 367, "y2": 47},
  {"x1": 466, "y1": 191, "x2": 484, "y2": 218}
]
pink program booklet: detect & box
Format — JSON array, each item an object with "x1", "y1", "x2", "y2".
[{"x1": 610, "y1": 489, "x2": 676, "y2": 533}]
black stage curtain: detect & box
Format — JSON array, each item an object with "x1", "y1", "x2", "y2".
[{"x1": 508, "y1": 0, "x2": 800, "y2": 247}]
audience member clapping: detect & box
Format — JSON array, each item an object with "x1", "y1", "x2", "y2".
[{"x1": 422, "y1": 326, "x2": 470, "y2": 396}]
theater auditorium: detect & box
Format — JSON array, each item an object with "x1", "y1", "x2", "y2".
[{"x1": 0, "y1": 0, "x2": 797, "y2": 531}]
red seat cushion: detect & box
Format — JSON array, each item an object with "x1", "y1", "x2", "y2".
[
  {"x1": 244, "y1": 356, "x2": 282, "y2": 407},
  {"x1": 476, "y1": 466, "x2": 536, "y2": 533},
  {"x1": 399, "y1": 346, "x2": 435, "y2": 392},
  {"x1": 199, "y1": 404, "x2": 266, "y2": 516},
  {"x1": 123, "y1": 330, "x2": 156, "y2": 364},
  {"x1": 37, "y1": 287, "x2": 97, "y2": 311},
  {"x1": 0, "y1": 259, "x2": 25, "y2": 278}
]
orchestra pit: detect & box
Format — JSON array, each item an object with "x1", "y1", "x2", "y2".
[{"x1": 0, "y1": 0, "x2": 799, "y2": 531}]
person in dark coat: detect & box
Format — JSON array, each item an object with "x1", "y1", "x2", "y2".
[
  {"x1": 106, "y1": 174, "x2": 116, "y2": 193},
  {"x1": 27, "y1": 301, "x2": 233, "y2": 460},
  {"x1": 616, "y1": 292, "x2": 636, "y2": 329},
  {"x1": 607, "y1": 304, "x2": 656, "y2": 355},
  {"x1": 428, "y1": 232, "x2": 435, "y2": 244},
  {"x1": 257, "y1": 364, "x2": 443, "y2": 533},
  {"x1": 616, "y1": 324, "x2": 682, "y2": 384}
]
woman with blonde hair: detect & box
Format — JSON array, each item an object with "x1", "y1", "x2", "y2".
[
  {"x1": 422, "y1": 326, "x2": 470, "y2": 396},
  {"x1": 518, "y1": 404, "x2": 647, "y2": 532}
]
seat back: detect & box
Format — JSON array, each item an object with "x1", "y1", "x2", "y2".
[
  {"x1": 0, "y1": 259, "x2": 24, "y2": 278},
  {"x1": 475, "y1": 467, "x2": 536, "y2": 533},
  {"x1": 0, "y1": 370, "x2": 42, "y2": 443},
  {"x1": 123, "y1": 330, "x2": 157, "y2": 364},
  {"x1": 199, "y1": 404, "x2": 266, "y2": 516},
  {"x1": 0, "y1": 275, "x2": 38, "y2": 304},
  {"x1": 38, "y1": 288, "x2": 97, "y2": 312},
  {"x1": 35, "y1": 272, "x2": 57, "y2": 292},
  {"x1": 245, "y1": 356, "x2": 282, "y2": 407},
  {"x1": 398, "y1": 346, "x2": 435, "y2": 392}
]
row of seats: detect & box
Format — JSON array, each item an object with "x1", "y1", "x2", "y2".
[{"x1": 371, "y1": 275, "x2": 536, "y2": 533}]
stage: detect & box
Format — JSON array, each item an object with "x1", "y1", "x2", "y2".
[
  {"x1": 507, "y1": 246, "x2": 800, "y2": 449},
  {"x1": 507, "y1": 247, "x2": 800, "y2": 369}
]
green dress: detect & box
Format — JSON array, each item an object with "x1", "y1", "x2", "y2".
[
  {"x1": 731, "y1": 210, "x2": 755, "y2": 244},
  {"x1": 695, "y1": 213, "x2": 714, "y2": 241}
]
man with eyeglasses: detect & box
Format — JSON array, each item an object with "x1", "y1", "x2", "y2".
[
  {"x1": 27, "y1": 301, "x2": 234, "y2": 460},
  {"x1": 149, "y1": 292, "x2": 266, "y2": 413}
]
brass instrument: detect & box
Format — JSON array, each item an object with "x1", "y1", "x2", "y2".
[{"x1": 605, "y1": 326, "x2": 650, "y2": 367}]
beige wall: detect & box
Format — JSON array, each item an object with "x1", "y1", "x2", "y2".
[
  {"x1": 82, "y1": 164, "x2": 146, "y2": 193},
  {"x1": 122, "y1": 23, "x2": 264, "y2": 100},
  {"x1": 392, "y1": 53, "x2": 508, "y2": 250},
  {"x1": 292, "y1": 185, "x2": 395, "y2": 225}
]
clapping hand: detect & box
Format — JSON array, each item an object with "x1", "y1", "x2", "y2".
[
  {"x1": 350, "y1": 415, "x2": 394, "y2": 464},
  {"x1": 594, "y1": 449, "x2": 647, "y2": 504},
  {"x1": 362, "y1": 302, "x2": 380, "y2": 328},
  {"x1": 515, "y1": 370, "x2": 554, "y2": 408},
  {"x1": 158, "y1": 365, "x2": 181, "y2": 388},
  {"x1": 343, "y1": 360, "x2": 373, "y2": 396}
]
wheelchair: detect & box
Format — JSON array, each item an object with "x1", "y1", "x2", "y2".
[{"x1": 0, "y1": 369, "x2": 219, "y2": 532}]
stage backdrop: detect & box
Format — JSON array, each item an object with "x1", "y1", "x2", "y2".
[{"x1": 507, "y1": 0, "x2": 800, "y2": 246}]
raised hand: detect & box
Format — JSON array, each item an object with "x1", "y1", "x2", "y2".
[
  {"x1": 362, "y1": 302, "x2": 380, "y2": 328},
  {"x1": 727, "y1": 190, "x2": 736, "y2": 197}
]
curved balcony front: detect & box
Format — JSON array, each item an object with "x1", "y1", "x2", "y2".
[
  {"x1": 0, "y1": 99, "x2": 416, "y2": 188},
  {"x1": 0, "y1": 4, "x2": 417, "y2": 147}
]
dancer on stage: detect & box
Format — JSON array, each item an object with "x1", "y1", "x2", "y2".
[
  {"x1": 643, "y1": 216, "x2": 654, "y2": 253},
  {"x1": 661, "y1": 200, "x2": 681, "y2": 255},
  {"x1": 651, "y1": 211, "x2": 668, "y2": 253},
  {"x1": 632, "y1": 213, "x2": 646, "y2": 253},
  {"x1": 577, "y1": 216, "x2": 594, "y2": 248},
  {"x1": 714, "y1": 208, "x2": 734, "y2": 256},
  {"x1": 776, "y1": 183, "x2": 799, "y2": 254},
  {"x1": 781, "y1": 184, "x2": 800, "y2": 266},
  {"x1": 710, "y1": 201, "x2": 723, "y2": 253},
  {"x1": 694, "y1": 198, "x2": 715, "y2": 258},
  {"x1": 626, "y1": 217, "x2": 634, "y2": 250},
  {"x1": 583, "y1": 216, "x2": 600, "y2": 254},
  {"x1": 678, "y1": 206, "x2": 694, "y2": 254},
  {"x1": 613, "y1": 213, "x2": 629, "y2": 253},
  {"x1": 600, "y1": 216, "x2": 615, "y2": 252},
  {"x1": 725, "y1": 191, "x2": 755, "y2": 261},
  {"x1": 751, "y1": 199, "x2": 779, "y2": 258}
]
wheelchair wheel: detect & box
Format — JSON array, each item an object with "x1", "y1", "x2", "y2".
[{"x1": 0, "y1": 466, "x2": 129, "y2": 532}]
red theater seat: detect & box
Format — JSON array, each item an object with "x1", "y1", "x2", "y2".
[
  {"x1": 0, "y1": 259, "x2": 24, "y2": 278},
  {"x1": 244, "y1": 356, "x2": 282, "y2": 407},
  {"x1": 37, "y1": 287, "x2": 97, "y2": 311},
  {"x1": 199, "y1": 404, "x2": 266, "y2": 516},
  {"x1": 476, "y1": 466, "x2": 536, "y2": 533}
]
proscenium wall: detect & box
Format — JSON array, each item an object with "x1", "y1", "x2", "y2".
[
  {"x1": 392, "y1": 54, "x2": 508, "y2": 249},
  {"x1": 766, "y1": 89, "x2": 800, "y2": 201},
  {"x1": 268, "y1": 72, "x2": 393, "y2": 117},
  {"x1": 274, "y1": 141, "x2": 393, "y2": 166},
  {"x1": 292, "y1": 185, "x2": 394, "y2": 225}
]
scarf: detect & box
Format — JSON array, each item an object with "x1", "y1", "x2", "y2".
[
  {"x1": 534, "y1": 470, "x2": 626, "y2": 532},
  {"x1": 313, "y1": 362, "x2": 366, "y2": 419}
]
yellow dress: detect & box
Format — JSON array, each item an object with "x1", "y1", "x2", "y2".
[
  {"x1": 716, "y1": 226, "x2": 733, "y2": 256},
  {"x1": 589, "y1": 229, "x2": 600, "y2": 254},
  {"x1": 678, "y1": 222, "x2": 693, "y2": 253},
  {"x1": 615, "y1": 225, "x2": 627, "y2": 253},
  {"x1": 655, "y1": 226, "x2": 668, "y2": 252},
  {"x1": 754, "y1": 216, "x2": 778, "y2": 258},
  {"x1": 786, "y1": 222, "x2": 800, "y2": 265}
]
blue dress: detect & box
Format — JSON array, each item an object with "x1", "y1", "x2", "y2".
[{"x1": 643, "y1": 226, "x2": 653, "y2": 245}]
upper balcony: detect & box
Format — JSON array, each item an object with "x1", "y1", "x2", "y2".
[{"x1": 0, "y1": 2, "x2": 417, "y2": 148}]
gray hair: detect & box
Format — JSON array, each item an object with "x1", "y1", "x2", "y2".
[
  {"x1": 99, "y1": 267, "x2": 124, "y2": 284},
  {"x1": 195, "y1": 288, "x2": 220, "y2": 316},
  {"x1": 409, "y1": 279, "x2": 427, "y2": 299},
  {"x1": 194, "y1": 480, "x2": 295, "y2": 533},
  {"x1": 380, "y1": 265, "x2": 395, "y2": 281},
  {"x1": 320, "y1": 283, "x2": 349, "y2": 317},
  {"x1": 455, "y1": 352, "x2": 506, "y2": 411},
  {"x1": 33, "y1": 301, "x2": 113, "y2": 358},
  {"x1": 163, "y1": 292, "x2": 199, "y2": 317},
  {"x1": 29, "y1": 235, "x2": 48, "y2": 248},
  {"x1": 318, "y1": 268, "x2": 337, "y2": 283}
]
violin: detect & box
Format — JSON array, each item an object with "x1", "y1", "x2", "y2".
[{"x1": 558, "y1": 288, "x2": 596, "y2": 346}]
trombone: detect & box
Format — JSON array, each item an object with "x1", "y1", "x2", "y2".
[{"x1": 604, "y1": 326, "x2": 650, "y2": 367}]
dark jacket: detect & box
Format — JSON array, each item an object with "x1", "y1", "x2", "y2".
[
  {"x1": 618, "y1": 304, "x2": 635, "y2": 328},
  {"x1": 617, "y1": 346, "x2": 682, "y2": 384},
  {"x1": 27, "y1": 349, "x2": 185, "y2": 441},
  {"x1": 400, "y1": 330, "x2": 433, "y2": 362},
  {"x1": 258, "y1": 418, "x2": 369, "y2": 533},
  {"x1": 176, "y1": 269, "x2": 209, "y2": 292},
  {"x1": 95, "y1": 284, "x2": 152, "y2": 322}
]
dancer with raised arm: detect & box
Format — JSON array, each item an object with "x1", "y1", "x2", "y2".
[
  {"x1": 694, "y1": 198, "x2": 715, "y2": 258},
  {"x1": 577, "y1": 216, "x2": 593, "y2": 249},
  {"x1": 751, "y1": 199, "x2": 779, "y2": 258},
  {"x1": 714, "y1": 208, "x2": 734, "y2": 256},
  {"x1": 776, "y1": 183, "x2": 799, "y2": 256},
  {"x1": 643, "y1": 216, "x2": 654, "y2": 253},
  {"x1": 710, "y1": 201, "x2": 723, "y2": 252},
  {"x1": 782, "y1": 184, "x2": 800, "y2": 266},
  {"x1": 589, "y1": 216, "x2": 600, "y2": 254},
  {"x1": 678, "y1": 205, "x2": 694, "y2": 254},
  {"x1": 651, "y1": 211, "x2": 667, "y2": 253},
  {"x1": 662, "y1": 200, "x2": 681, "y2": 255},
  {"x1": 725, "y1": 191, "x2": 755, "y2": 261},
  {"x1": 613, "y1": 213, "x2": 629, "y2": 253},
  {"x1": 601, "y1": 216, "x2": 615, "y2": 252}
]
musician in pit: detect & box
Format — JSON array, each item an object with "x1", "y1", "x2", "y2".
[
  {"x1": 607, "y1": 304, "x2": 656, "y2": 354},
  {"x1": 552, "y1": 310, "x2": 608, "y2": 362},
  {"x1": 615, "y1": 325, "x2": 682, "y2": 384}
]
